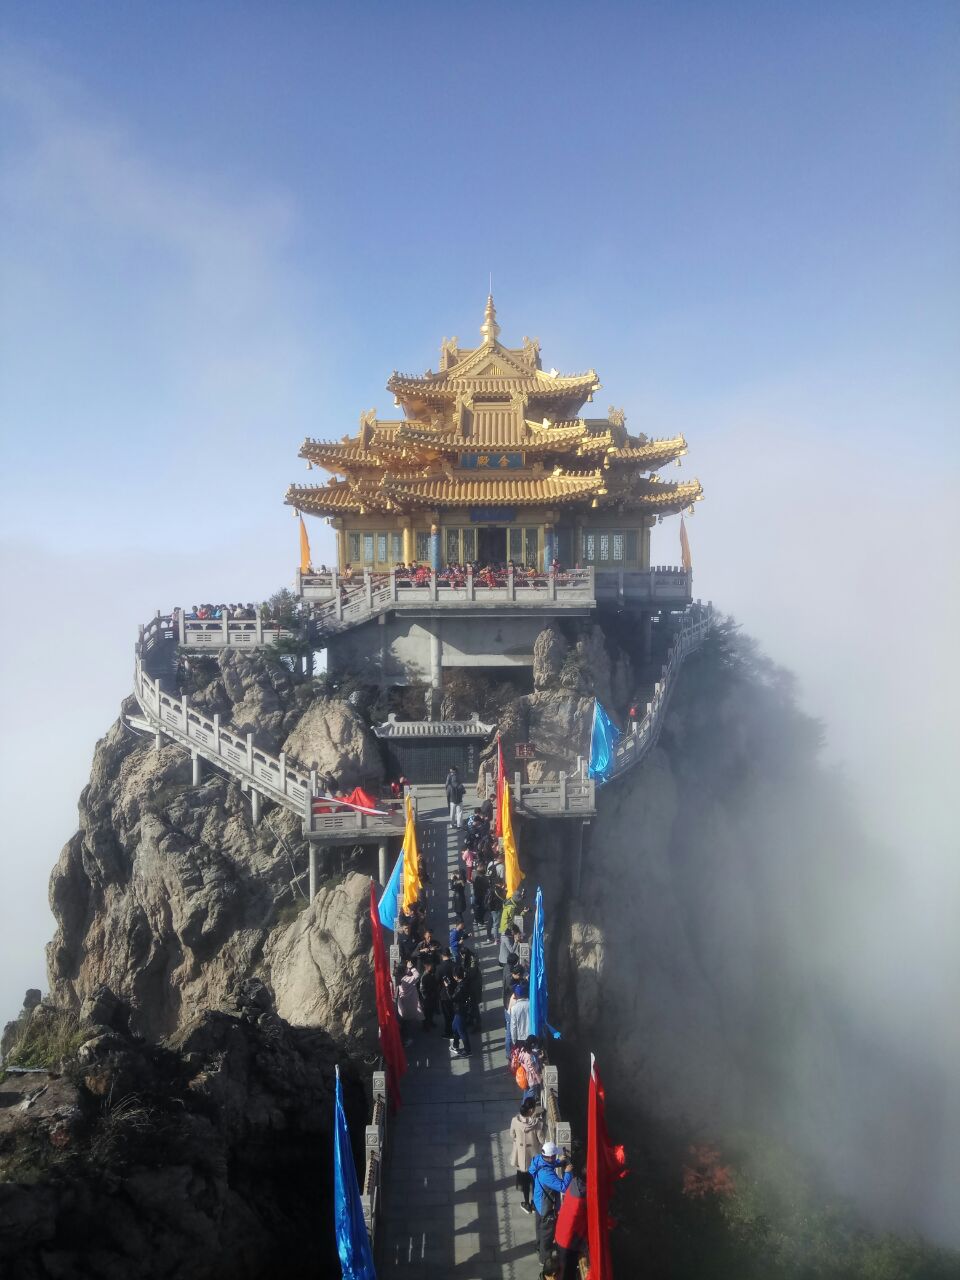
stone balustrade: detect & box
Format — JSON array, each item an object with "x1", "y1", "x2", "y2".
[
  {"x1": 299, "y1": 564, "x2": 692, "y2": 614},
  {"x1": 361, "y1": 1069, "x2": 388, "y2": 1256},
  {"x1": 605, "y1": 600, "x2": 714, "y2": 783}
]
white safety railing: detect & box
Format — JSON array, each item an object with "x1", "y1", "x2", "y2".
[
  {"x1": 307, "y1": 797, "x2": 406, "y2": 840},
  {"x1": 179, "y1": 615, "x2": 300, "y2": 649},
  {"x1": 134, "y1": 614, "x2": 314, "y2": 819},
  {"x1": 362, "y1": 1069, "x2": 388, "y2": 1255},
  {"x1": 606, "y1": 601, "x2": 714, "y2": 782},
  {"x1": 515, "y1": 771, "x2": 596, "y2": 817}
]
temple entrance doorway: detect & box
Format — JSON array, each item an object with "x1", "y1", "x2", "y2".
[{"x1": 476, "y1": 526, "x2": 507, "y2": 565}]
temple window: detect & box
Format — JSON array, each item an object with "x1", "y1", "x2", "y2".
[
  {"x1": 392, "y1": 533, "x2": 404, "y2": 561},
  {"x1": 462, "y1": 528, "x2": 477, "y2": 562},
  {"x1": 416, "y1": 531, "x2": 431, "y2": 562},
  {"x1": 446, "y1": 528, "x2": 461, "y2": 564},
  {"x1": 612, "y1": 533, "x2": 624, "y2": 561},
  {"x1": 599, "y1": 534, "x2": 610, "y2": 561},
  {"x1": 525, "y1": 527, "x2": 539, "y2": 567},
  {"x1": 363, "y1": 534, "x2": 375, "y2": 563},
  {"x1": 348, "y1": 532, "x2": 362, "y2": 562},
  {"x1": 377, "y1": 534, "x2": 388, "y2": 562}
]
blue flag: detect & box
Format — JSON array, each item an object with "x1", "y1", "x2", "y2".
[
  {"x1": 529, "y1": 887, "x2": 560, "y2": 1040},
  {"x1": 588, "y1": 698, "x2": 621, "y2": 784},
  {"x1": 333, "y1": 1067, "x2": 376, "y2": 1280},
  {"x1": 377, "y1": 849, "x2": 404, "y2": 929}
]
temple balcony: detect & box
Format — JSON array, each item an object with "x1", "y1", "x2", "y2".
[{"x1": 297, "y1": 564, "x2": 692, "y2": 616}]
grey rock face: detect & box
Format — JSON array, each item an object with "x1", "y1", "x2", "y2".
[
  {"x1": 263, "y1": 872, "x2": 375, "y2": 1044},
  {"x1": 281, "y1": 698, "x2": 384, "y2": 789},
  {"x1": 0, "y1": 993, "x2": 365, "y2": 1279},
  {"x1": 532, "y1": 625, "x2": 568, "y2": 690},
  {"x1": 46, "y1": 654, "x2": 380, "y2": 1044}
]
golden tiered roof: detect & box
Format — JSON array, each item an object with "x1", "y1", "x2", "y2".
[{"x1": 285, "y1": 298, "x2": 703, "y2": 519}]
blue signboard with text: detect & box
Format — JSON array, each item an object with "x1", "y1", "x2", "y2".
[
  {"x1": 469, "y1": 508, "x2": 518, "y2": 523},
  {"x1": 459, "y1": 452, "x2": 524, "y2": 470}
]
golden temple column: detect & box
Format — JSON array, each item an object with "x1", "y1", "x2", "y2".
[
  {"x1": 402, "y1": 522, "x2": 414, "y2": 564},
  {"x1": 332, "y1": 520, "x2": 347, "y2": 570}
]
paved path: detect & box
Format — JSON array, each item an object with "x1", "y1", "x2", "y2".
[{"x1": 381, "y1": 788, "x2": 541, "y2": 1280}]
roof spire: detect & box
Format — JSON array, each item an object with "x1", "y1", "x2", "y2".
[{"x1": 480, "y1": 293, "x2": 500, "y2": 345}]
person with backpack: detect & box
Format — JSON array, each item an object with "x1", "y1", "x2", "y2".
[
  {"x1": 509, "y1": 1095, "x2": 546, "y2": 1214},
  {"x1": 445, "y1": 766, "x2": 465, "y2": 828},
  {"x1": 508, "y1": 982, "x2": 531, "y2": 1048},
  {"x1": 529, "y1": 1142, "x2": 573, "y2": 1263}
]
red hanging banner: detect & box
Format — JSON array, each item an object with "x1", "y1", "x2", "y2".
[
  {"x1": 369, "y1": 879, "x2": 407, "y2": 1111},
  {"x1": 586, "y1": 1053, "x2": 628, "y2": 1279}
]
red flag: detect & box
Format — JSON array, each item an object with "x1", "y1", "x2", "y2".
[
  {"x1": 586, "y1": 1054, "x2": 628, "y2": 1279},
  {"x1": 494, "y1": 734, "x2": 506, "y2": 837},
  {"x1": 369, "y1": 880, "x2": 407, "y2": 1111}
]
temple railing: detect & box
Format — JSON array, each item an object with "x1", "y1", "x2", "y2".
[
  {"x1": 298, "y1": 564, "x2": 691, "y2": 610},
  {"x1": 514, "y1": 771, "x2": 596, "y2": 818},
  {"x1": 604, "y1": 601, "x2": 714, "y2": 782},
  {"x1": 134, "y1": 614, "x2": 314, "y2": 819},
  {"x1": 361, "y1": 1068, "x2": 388, "y2": 1258},
  {"x1": 594, "y1": 565, "x2": 692, "y2": 606},
  {"x1": 179, "y1": 615, "x2": 301, "y2": 649},
  {"x1": 306, "y1": 796, "x2": 406, "y2": 841},
  {"x1": 299, "y1": 567, "x2": 595, "y2": 612}
]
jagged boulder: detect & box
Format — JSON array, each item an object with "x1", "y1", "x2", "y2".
[
  {"x1": 263, "y1": 872, "x2": 376, "y2": 1049},
  {"x1": 0, "y1": 1000, "x2": 363, "y2": 1279},
  {"x1": 533, "y1": 625, "x2": 569, "y2": 690},
  {"x1": 281, "y1": 699, "x2": 383, "y2": 789}
]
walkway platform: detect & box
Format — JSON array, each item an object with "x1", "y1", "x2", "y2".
[{"x1": 381, "y1": 789, "x2": 541, "y2": 1280}]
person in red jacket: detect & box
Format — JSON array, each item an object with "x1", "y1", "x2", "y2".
[{"x1": 553, "y1": 1166, "x2": 587, "y2": 1280}]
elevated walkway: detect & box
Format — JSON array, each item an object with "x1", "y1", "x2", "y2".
[
  {"x1": 379, "y1": 788, "x2": 542, "y2": 1280},
  {"x1": 130, "y1": 602, "x2": 713, "y2": 832}
]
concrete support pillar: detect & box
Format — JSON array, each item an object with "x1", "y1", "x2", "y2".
[
  {"x1": 250, "y1": 788, "x2": 261, "y2": 825},
  {"x1": 309, "y1": 845, "x2": 319, "y2": 900},
  {"x1": 378, "y1": 840, "x2": 389, "y2": 887},
  {"x1": 429, "y1": 627, "x2": 442, "y2": 719},
  {"x1": 191, "y1": 753, "x2": 202, "y2": 787},
  {"x1": 154, "y1": 730, "x2": 163, "y2": 752},
  {"x1": 642, "y1": 611, "x2": 653, "y2": 663}
]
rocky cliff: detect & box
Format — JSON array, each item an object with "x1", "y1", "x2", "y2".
[
  {"x1": 46, "y1": 650, "x2": 381, "y2": 1046},
  {"x1": 0, "y1": 983, "x2": 366, "y2": 1280}
]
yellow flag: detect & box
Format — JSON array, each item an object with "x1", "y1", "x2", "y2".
[
  {"x1": 401, "y1": 795, "x2": 422, "y2": 912},
  {"x1": 680, "y1": 516, "x2": 692, "y2": 573},
  {"x1": 501, "y1": 780, "x2": 524, "y2": 896},
  {"x1": 298, "y1": 513, "x2": 312, "y2": 574}
]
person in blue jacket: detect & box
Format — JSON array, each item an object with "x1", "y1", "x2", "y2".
[{"x1": 528, "y1": 1141, "x2": 573, "y2": 1264}]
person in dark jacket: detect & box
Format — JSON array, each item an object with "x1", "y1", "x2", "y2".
[
  {"x1": 418, "y1": 959, "x2": 439, "y2": 1031},
  {"x1": 445, "y1": 766, "x2": 466, "y2": 828},
  {"x1": 451, "y1": 871, "x2": 467, "y2": 923},
  {"x1": 472, "y1": 868, "x2": 493, "y2": 941},
  {"x1": 449, "y1": 971, "x2": 472, "y2": 1057}
]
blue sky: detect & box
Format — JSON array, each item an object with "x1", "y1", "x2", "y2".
[{"x1": 1, "y1": 3, "x2": 957, "y2": 1028}]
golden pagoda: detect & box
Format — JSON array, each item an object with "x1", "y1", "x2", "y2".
[{"x1": 285, "y1": 297, "x2": 702, "y2": 573}]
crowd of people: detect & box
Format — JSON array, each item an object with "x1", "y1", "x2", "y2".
[{"x1": 386, "y1": 765, "x2": 587, "y2": 1278}]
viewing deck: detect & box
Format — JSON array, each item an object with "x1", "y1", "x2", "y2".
[{"x1": 298, "y1": 564, "x2": 692, "y2": 613}]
